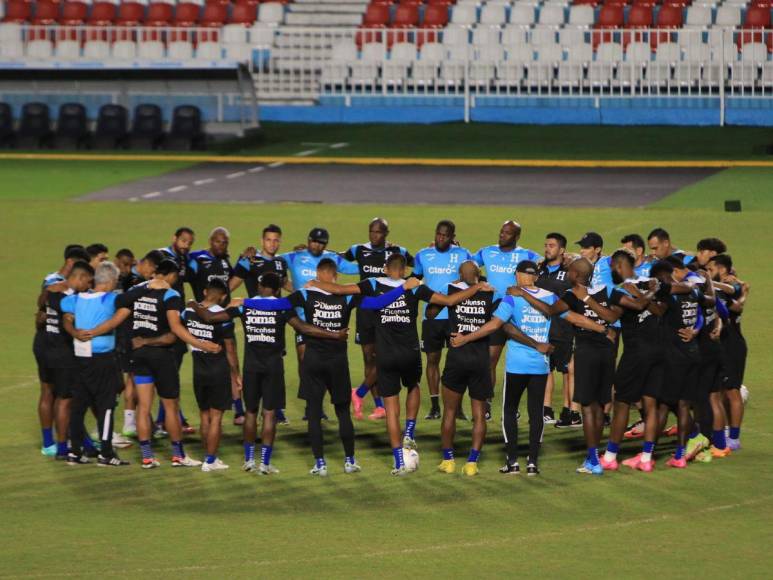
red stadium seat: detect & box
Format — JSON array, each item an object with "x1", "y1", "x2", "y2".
[
  {"x1": 627, "y1": 5, "x2": 654, "y2": 27},
  {"x1": 363, "y1": 3, "x2": 390, "y2": 27},
  {"x1": 662, "y1": 0, "x2": 690, "y2": 7},
  {"x1": 116, "y1": 2, "x2": 145, "y2": 26},
  {"x1": 32, "y1": 1, "x2": 60, "y2": 24},
  {"x1": 595, "y1": 5, "x2": 624, "y2": 28},
  {"x1": 572, "y1": 0, "x2": 600, "y2": 6},
  {"x1": 427, "y1": 0, "x2": 454, "y2": 4},
  {"x1": 743, "y1": 5, "x2": 772, "y2": 27},
  {"x1": 632, "y1": 0, "x2": 657, "y2": 7},
  {"x1": 604, "y1": 0, "x2": 630, "y2": 6},
  {"x1": 201, "y1": 4, "x2": 227, "y2": 26},
  {"x1": 392, "y1": 4, "x2": 419, "y2": 27},
  {"x1": 59, "y1": 1, "x2": 87, "y2": 25},
  {"x1": 2, "y1": 1, "x2": 33, "y2": 23},
  {"x1": 228, "y1": 3, "x2": 257, "y2": 25},
  {"x1": 750, "y1": 0, "x2": 772, "y2": 7},
  {"x1": 235, "y1": 0, "x2": 260, "y2": 5},
  {"x1": 173, "y1": 2, "x2": 201, "y2": 26},
  {"x1": 88, "y1": 2, "x2": 117, "y2": 25},
  {"x1": 206, "y1": 0, "x2": 231, "y2": 4},
  {"x1": 145, "y1": 2, "x2": 173, "y2": 26},
  {"x1": 399, "y1": 0, "x2": 422, "y2": 6},
  {"x1": 423, "y1": 4, "x2": 449, "y2": 27},
  {"x1": 657, "y1": 5, "x2": 683, "y2": 27}
]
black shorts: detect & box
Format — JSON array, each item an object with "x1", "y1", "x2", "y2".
[
  {"x1": 722, "y1": 333, "x2": 747, "y2": 390},
  {"x1": 614, "y1": 345, "x2": 663, "y2": 404},
  {"x1": 243, "y1": 354, "x2": 286, "y2": 412},
  {"x1": 377, "y1": 346, "x2": 422, "y2": 397},
  {"x1": 572, "y1": 342, "x2": 615, "y2": 406},
  {"x1": 549, "y1": 338, "x2": 573, "y2": 374},
  {"x1": 116, "y1": 348, "x2": 132, "y2": 374},
  {"x1": 661, "y1": 345, "x2": 701, "y2": 404},
  {"x1": 699, "y1": 340, "x2": 725, "y2": 394},
  {"x1": 193, "y1": 355, "x2": 232, "y2": 412},
  {"x1": 442, "y1": 343, "x2": 492, "y2": 401},
  {"x1": 489, "y1": 327, "x2": 507, "y2": 347},
  {"x1": 173, "y1": 340, "x2": 187, "y2": 370},
  {"x1": 51, "y1": 366, "x2": 77, "y2": 399},
  {"x1": 33, "y1": 332, "x2": 53, "y2": 383},
  {"x1": 421, "y1": 319, "x2": 450, "y2": 353},
  {"x1": 299, "y1": 349, "x2": 351, "y2": 405},
  {"x1": 131, "y1": 346, "x2": 180, "y2": 399},
  {"x1": 74, "y1": 353, "x2": 122, "y2": 407},
  {"x1": 355, "y1": 308, "x2": 377, "y2": 346}
]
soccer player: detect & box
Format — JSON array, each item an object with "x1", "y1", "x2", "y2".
[
  {"x1": 620, "y1": 234, "x2": 653, "y2": 277},
  {"x1": 473, "y1": 220, "x2": 540, "y2": 421},
  {"x1": 280, "y1": 227, "x2": 359, "y2": 420},
  {"x1": 344, "y1": 218, "x2": 413, "y2": 421},
  {"x1": 190, "y1": 272, "x2": 349, "y2": 475},
  {"x1": 86, "y1": 243, "x2": 109, "y2": 269},
  {"x1": 536, "y1": 232, "x2": 579, "y2": 429},
  {"x1": 413, "y1": 220, "x2": 472, "y2": 420},
  {"x1": 39, "y1": 260, "x2": 96, "y2": 459},
  {"x1": 114, "y1": 249, "x2": 135, "y2": 284},
  {"x1": 230, "y1": 224, "x2": 291, "y2": 298},
  {"x1": 239, "y1": 258, "x2": 412, "y2": 476},
  {"x1": 112, "y1": 259, "x2": 222, "y2": 468},
  {"x1": 647, "y1": 228, "x2": 693, "y2": 263},
  {"x1": 515, "y1": 258, "x2": 624, "y2": 475},
  {"x1": 61, "y1": 262, "x2": 130, "y2": 466},
  {"x1": 159, "y1": 227, "x2": 195, "y2": 300},
  {"x1": 707, "y1": 254, "x2": 748, "y2": 451},
  {"x1": 34, "y1": 244, "x2": 90, "y2": 456},
  {"x1": 309, "y1": 253, "x2": 492, "y2": 475},
  {"x1": 695, "y1": 238, "x2": 727, "y2": 268}
]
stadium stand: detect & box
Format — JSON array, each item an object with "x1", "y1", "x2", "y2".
[{"x1": 94, "y1": 103, "x2": 129, "y2": 149}]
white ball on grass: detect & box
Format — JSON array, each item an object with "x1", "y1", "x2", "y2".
[{"x1": 403, "y1": 449, "x2": 419, "y2": 472}]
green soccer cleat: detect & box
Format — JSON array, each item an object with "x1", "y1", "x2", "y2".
[{"x1": 686, "y1": 433, "x2": 709, "y2": 461}]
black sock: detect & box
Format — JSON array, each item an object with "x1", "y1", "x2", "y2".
[{"x1": 430, "y1": 395, "x2": 440, "y2": 412}]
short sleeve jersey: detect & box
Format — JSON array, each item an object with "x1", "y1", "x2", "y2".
[
  {"x1": 233, "y1": 254, "x2": 290, "y2": 298},
  {"x1": 412, "y1": 245, "x2": 472, "y2": 320},
  {"x1": 343, "y1": 243, "x2": 414, "y2": 280},
  {"x1": 281, "y1": 250, "x2": 359, "y2": 291},
  {"x1": 284, "y1": 288, "x2": 359, "y2": 355},
  {"x1": 562, "y1": 285, "x2": 622, "y2": 347},
  {"x1": 493, "y1": 289, "x2": 557, "y2": 375},
  {"x1": 226, "y1": 297, "x2": 297, "y2": 359},
  {"x1": 182, "y1": 304, "x2": 234, "y2": 360},
  {"x1": 121, "y1": 282, "x2": 184, "y2": 341},
  {"x1": 663, "y1": 287, "x2": 705, "y2": 351},
  {"x1": 472, "y1": 245, "x2": 540, "y2": 297},
  {"x1": 536, "y1": 262, "x2": 573, "y2": 341},
  {"x1": 358, "y1": 277, "x2": 436, "y2": 349},
  {"x1": 608, "y1": 277, "x2": 663, "y2": 345},
  {"x1": 187, "y1": 250, "x2": 234, "y2": 302},
  {"x1": 43, "y1": 289, "x2": 76, "y2": 365},
  {"x1": 159, "y1": 246, "x2": 189, "y2": 300},
  {"x1": 446, "y1": 282, "x2": 496, "y2": 343}
]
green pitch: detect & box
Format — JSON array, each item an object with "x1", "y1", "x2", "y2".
[{"x1": 0, "y1": 153, "x2": 771, "y2": 578}]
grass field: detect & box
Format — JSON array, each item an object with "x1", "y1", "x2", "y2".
[{"x1": 1, "y1": 125, "x2": 772, "y2": 578}]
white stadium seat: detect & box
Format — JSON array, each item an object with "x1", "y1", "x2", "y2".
[
  {"x1": 675, "y1": 42, "x2": 709, "y2": 84},
  {"x1": 250, "y1": 24, "x2": 277, "y2": 47},
  {"x1": 258, "y1": 2, "x2": 285, "y2": 25},
  {"x1": 443, "y1": 25, "x2": 470, "y2": 47},
  {"x1": 531, "y1": 43, "x2": 562, "y2": 85},
  {"x1": 225, "y1": 43, "x2": 253, "y2": 62},
  {"x1": 732, "y1": 42, "x2": 766, "y2": 86},
  {"x1": 684, "y1": 6, "x2": 712, "y2": 28},
  {"x1": 83, "y1": 40, "x2": 110, "y2": 60},
  {"x1": 470, "y1": 44, "x2": 504, "y2": 83},
  {"x1": 502, "y1": 25, "x2": 528, "y2": 47},
  {"x1": 412, "y1": 42, "x2": 444, "y2": 84},
  {"x1": 112, "y1": 40, "x2": 137, "y2": 60},
  {"x1": 56, "y1": 40, "x2": 81, "y2": 60},
  {"x1": 320, "y1": 41, "x2": 356, "y2": 85},
  {"x1": 168, "y1": 40, "x2": 194, "y2": 60},
  {"x1": 473, "y1": 26, "x2": 501, "y2": 46},
  {"x1": 589, "y1": 42, "x2": 622, "y2": 85},
  {"x1": 497, "y1": 45, "x2": 533, "y2": 85},
  {"x1": 568, "y1": 6, "x2": 594, "y2": 27},
  {"x1": 0, "y1": 39, "x2": 24, "y2": 60},
  {"x1": 441, "y1": 44, "x2": 471, "y2": 84},
  {"x1": 350, "y1": 42, "x2": 385, "y2": 85},
  {"x1": 196, "y1": 41, "x2": 222, "y2": 60},
  {"x1": 509, "y1": 6, "x2": 536, "y2": 26},
  {"x1": 714, "y1": 6, "x2": 741, "y2": 27},
  {"x1": 650, "y1": 42, "x2": 680, "y2": 86},
  {"x1": 558, "y1": 42, "x2": 591, "y2": 85},
  {"x1": 538, "y1": 5, "x2": 565, "y2": 26},
  {"x1": 450, "y1": 5, "x2": 477, "y2": 26},
  {"x1": 479, "y1": 4, "x2": 507, "y2": 26},
  {"x1": 222, "y1": 24, "x2": 248, "y2": 45},
  {"x1": 27, "y1": 39, "x2": 54, "y2": 60},
  {"x1": 619, "y1": 41, "x2": 651, "y2": 85},
  {"x1": 383, "y1": 42, "x2": 416, "y2": 85},
  {"x1": 138, "y1": 41, "x2": 165, "y2": 60}
]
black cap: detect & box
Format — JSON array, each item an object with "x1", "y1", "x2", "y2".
[
  {"x1": 576, "y1": 232, "x2": 604, "y2": 248},
  {"x1": 516, "y1": 260, "x2": 539, "y2": 275},
  {"x1": 308, "y1": 227, "x2": 329, "y2": 244}
]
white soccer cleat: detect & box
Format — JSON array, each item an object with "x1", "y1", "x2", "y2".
[
  {"x1": 259, "y1": 463, "x2": 280, "y2": 475},
  {"x1": 201, "y1": 459, "x2": 229, "y2": 472},
  {"x1": 391, "y1": 466, "x2": 410, "y2": 476},
  {"x1": 242, "y1": 460, "x2": 258, "y2": 472},
  {"x1": 310, "y1": 464, "x2": 328, "y2": 477},
  {"x1": 172, "y1": 455, "x2": 202, "y2": 467},
  {"x1": 111, "y1": 432, "x2": 133, "y2": 449},
  {"x1": 344, "y1": 461, "x2": 362, "y2": 474}
]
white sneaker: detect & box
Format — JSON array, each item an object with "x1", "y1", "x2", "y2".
[
  {"x1": 242, "y1": 460, "x2": 257, "y2": 472},
  {"x1": 310, "y1": 464, "x2": 328, "y2": 477},
  {"x1": 391, "y1": 466, "x2": 410, "y2": 476},
  {"x1": 344, "y1": 461, "x2": 361, "y2": 474},
  {"x1": 402, "y1": 436, "x2": 417, "y2": 450},
  {"x1": 259, "y1": 463, "x2": 280, "y2": 475},
  {"x1": 112, "y1": 432, "x2": 133, "y2": 449},
  {"x1": 121, "y1": 425, "x2": 137, "y2": 438},
  {"x1": 201, "y1": 458, "x2": 229, "y2": 472},
  {"x1": 172, "y1": 455, "x2": 202, "y2": 467}
]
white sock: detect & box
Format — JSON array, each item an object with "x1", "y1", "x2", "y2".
[
  {"x1": 124, "y1": 410, "x2": 136, "y2": 428},
  {"x1": 640, "y1": 451, "x2": 652, "y2": 463},
  {"x1": 603, "y1": 450, "x2": 617, "y2": 462}
]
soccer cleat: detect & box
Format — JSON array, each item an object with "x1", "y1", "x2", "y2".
[
  {"x1": 65, "y1": 453, "x2": 89, "y2": 466},
  {"x1": 599, "y1": 456, "x2": 619, "y2": 471},
  {"x1": 259, "y1": 462, "x2": 280, "y2": 475},
  {"x1": 84, "y1": 447, "x2": 100, "y2": 459},
  {"x1": 437, "y1": 459, "x2": 456, "y2": 474},
  {"x1": 663, "y1": 424, "x2": 678, "y2": 437},
  {"x1": 41, "y1": 443, "x2": 58, "y2": 457},
  {"x1": 182, "y1": 424, "x2": 197, "y2": 435},
  {"x1": 142, "y1": 457, "x2": 160, "y2": 469},
  {"x1": 202, "y1": 459, "x2": 229, "y2": 472},
  {"x1": 368, "y1": 407, "x2": 386, "y2": 420},
  {"x1": 232, "y1": 415, "x2": 245, "y2": 427},
  {"x1": 710, "y1": 445, "x2": 731, "y2": 458},
  {"x1": 543, "y1": 406, "x2": 556, "y2": 424},
  {"x1": 171, "y1": 455, "x2": 202, "y2": 468},
  {"x1": 694, "y1": 450, "x2": 713, "y2": 463},
  {"x1": 391, "y1": 466, "x2": 410, "y2": 477},
  {"x1": 570, "y1": 411, "x2": 583, "y2": 428},
  {"x1": 666, "y1": 456, "x2": 687, "y2": 468},
  {"x1": 576, "y1": 460, "x2": 603, "y2": 476},
  {"x1": 310, "y1": 464, "x2": 328, "y2": 477},
  {"x1": 275, "y1": 410, "x2": 290, "y2": 426},
  {"x1": 622, "y1": 454, "x2": 642, "y2": 469},
  {"x1": 685, "y1": 433, "x2": 709, "y2": 461},
  {"x1": 726, "y1": 438, "x2": 741, "y2": 451},
  {"x1": 554, "y1": 408, "x2": 572, "y2": 429},
  {"x1": 636, "y1": 458, "x2": 655, "y2": 472},
  {"x1": 242, "y1": 460, "x2": 257, "y2": 472},
  {"x1": 499, "y1": 462, "x2": 520, "y2": 475},
  {"x1": 344, "y1": 461, "x2": 361, "y2": 474},
  {"x1": 97, "y1": 454, "x2": 129, "y2": 467},
  {"x1": 122, "y1": 425, "x2": 137, "y2": 438},
  {"x1": 351, "y1": 389, "x2": 364, "y2": 420},
  {"x1": 623, "y1": 420, "x2": 645, "y2": 440},
  {"x1": 402, "y1": 436, "x2": 417, "y2": 450},
  {"x1": 152, "y1": 426, "x2": 168, "y2": 440},
  {"x1": 111, "y1": 433, "x2": 133, "y2": 449},
  {"x1": 462, "y1": 462, "x2": 479, "y2": 476},
  {"x1": 526, "y1": 463, "x2": 540, "y2": 476},
  {"x1": 424, "y1": 409, "x2": 441, "y2": 420}
]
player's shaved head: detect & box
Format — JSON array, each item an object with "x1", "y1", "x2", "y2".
[
  {"x1": 209, "y1": 227, "x2": 230, "y2": 257},
  {"x1": 458, "y1": 260, "x2": 480, "y2": 285},
  {"x1": 499, "y1": 220, "x2": 521, "y2": 249},
  {"x1": 568, "y1": 257, "x2": 593, "y2": 285}
]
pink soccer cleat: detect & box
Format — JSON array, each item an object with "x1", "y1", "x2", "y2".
[
  {"x1": 351, "y1": 389, "x2": 364, "y2": 420},
  {"x1": 636, "y1": 458, "x2": 655, "y2": 472},
  {"x1": 368, "y1": 407, "x2": 386, "y2": 420},
  {"x1": 666, "y1": 456, "x2": 687, "y2": 469},
  {"x1": 622, "y1": 454, "x2": 642, "y2": 469},
  {"x1": 599, "y1": 456, "x2": 619, "y2": 471}
]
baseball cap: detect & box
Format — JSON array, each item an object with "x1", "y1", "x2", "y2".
[
  {"x1": 516, "y1": 260, "x2": 539, "y2": 275},
  {"x1": 308, "y1": 227, "x2": 330, "y2": 244},
  {"x1": 576, "y1": 232, "x2": 604, "y2": 248}
]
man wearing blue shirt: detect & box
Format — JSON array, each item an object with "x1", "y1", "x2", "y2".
[
  {"x1": 473, "y1": 220, "x2": 540, "y2": 420},
  {"x1": 413, "y1": 220, "x2": 472, "y2": 420},
  {"x1": 621, "y1": 234, "x2": 654, "y2": 278},
  {"x1": 647, "y1": 228, "x2": 694, "y2": 265}
]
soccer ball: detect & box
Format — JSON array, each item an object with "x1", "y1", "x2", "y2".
[
  {"x1": 740, "y1": 385, "x2": 749, "y2": 405},
  {"x1": 403, "y1": 449, "x2": 419, "y2": 472}
]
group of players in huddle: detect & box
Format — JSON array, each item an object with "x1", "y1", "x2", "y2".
[{"x1": 33, "y1": 217, "x2": 749, "y2": 477}]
